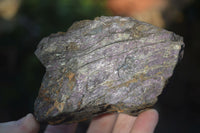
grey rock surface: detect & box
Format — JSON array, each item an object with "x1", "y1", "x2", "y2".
[{"x1": 34, "y1": 16, "x2": 184, "y2": 125}]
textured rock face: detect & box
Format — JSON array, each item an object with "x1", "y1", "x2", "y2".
[{"x1": 34, "y1": 16, "x2": 184, "y2": 125}]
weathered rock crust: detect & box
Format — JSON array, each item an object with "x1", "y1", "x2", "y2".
[{"x1": 34, "y1": 16, "x2": 184, "y2": 124}]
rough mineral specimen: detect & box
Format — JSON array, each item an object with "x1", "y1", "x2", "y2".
[{"x1": 34, "y1": 16, "x2": 184, "y2": 125}]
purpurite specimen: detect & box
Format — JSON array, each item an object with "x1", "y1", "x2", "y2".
[{"x1": 34, "y1": 16, "x2": 184, "y2": 124}]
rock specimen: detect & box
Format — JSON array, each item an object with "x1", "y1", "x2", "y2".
[{"x1": 34, "y1": 16, "x2": 184, "y2": 125}]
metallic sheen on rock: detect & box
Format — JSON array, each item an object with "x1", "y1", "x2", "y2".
[{"x1": 34, "y1": 16, "x2": 184, "y2": 124}]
